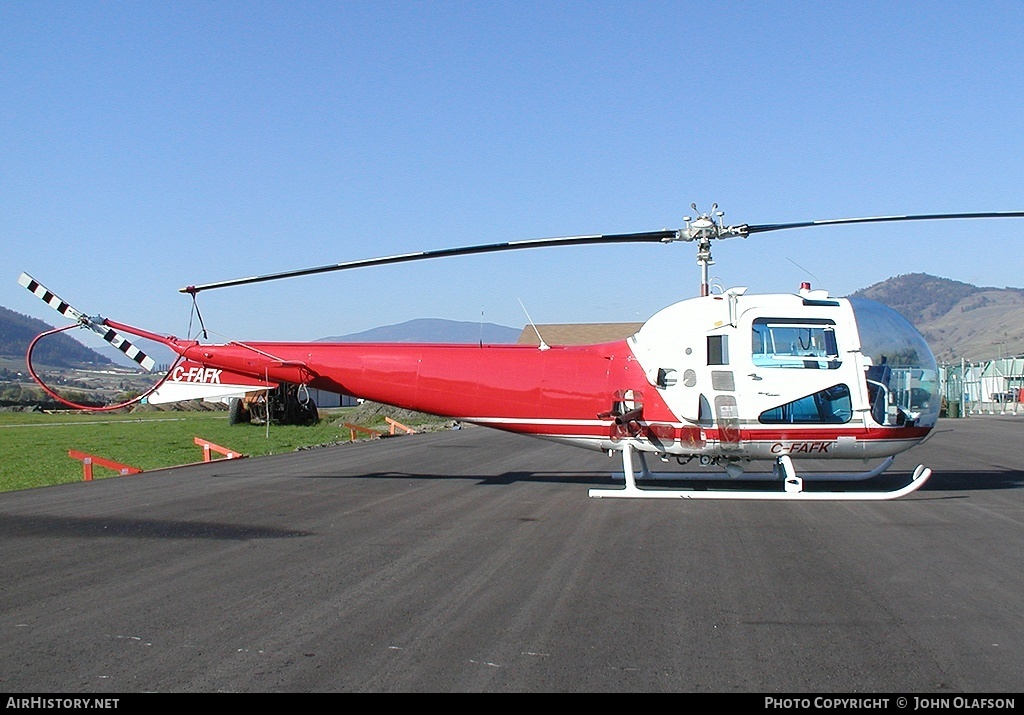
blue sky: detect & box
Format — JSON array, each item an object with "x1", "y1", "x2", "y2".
[{"x1": 3, "y1": 1, "x2": 1024, "y2": 357}]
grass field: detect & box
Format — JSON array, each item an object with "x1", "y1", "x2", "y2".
[{"x1": 0, "y1": 407, "x2": 444, "y2": 492}]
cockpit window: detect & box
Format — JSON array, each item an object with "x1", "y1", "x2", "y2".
[
  {"x1": 850, "y1": 298, "x2": 939, "y2": 427},
  {"x1": 759, "y1": 384, "x2": 852, "y2": 424},
  {"x1": 752, "y1": 318, "x2": 839, "y2": 369}
]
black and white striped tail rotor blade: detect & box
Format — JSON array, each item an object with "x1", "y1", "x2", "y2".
[
  {"x1": 98, "y1": 328, "x2": 157, "y2": 372},
  {"x1": 18, "y1": 272, "x2": 156, "y2": 372},
  {"x1": 18, "y1": 272, "x2": 88, "y2": 323}
]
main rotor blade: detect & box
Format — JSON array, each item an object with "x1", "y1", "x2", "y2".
[
  {"x1": 743, "y1": 211, "x2": 1024, "y2": 235},
  {"x1": 180, "y1": 229, "x2": 678, "y2": 294}
]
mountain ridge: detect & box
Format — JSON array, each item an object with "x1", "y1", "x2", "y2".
[
  {"x1": 849, "y1": 273, "x2": 1024, "y2": 361},
  {"x1": 0, "y1": 306, "x2": 114, "y2": 368},
  {"x1": 317, "y1": 317, "x2": 521, "y2": 344}
]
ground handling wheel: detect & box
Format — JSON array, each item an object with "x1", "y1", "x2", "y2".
[{"x1": 228, "y1": 397, "x2": 250, "y2": 425}]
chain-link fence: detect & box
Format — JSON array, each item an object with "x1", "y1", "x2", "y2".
[{"x1": 939, "y1": 358, "x2": 1024, "y2": 417}]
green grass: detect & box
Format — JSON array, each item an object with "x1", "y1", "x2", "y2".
[{"x1": 0, "y1": 408, "x2": 440, "y2": 492}]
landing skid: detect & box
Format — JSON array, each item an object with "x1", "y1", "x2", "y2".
[{"x1": 588, "y1": 444, "x2": 932, "y2": 501}]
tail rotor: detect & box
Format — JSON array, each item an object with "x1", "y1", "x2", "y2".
[{"x1": 18, "y1": 272, "x2": 156, "y2": 371}]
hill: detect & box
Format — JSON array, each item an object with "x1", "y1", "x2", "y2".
[
  {"x1": 0, "y1": 306, "x2": 113, "y2": 368},
  {"x1": 318, "y1": 317, "x2": 521, "y2": 344},
  {"x1": 850, "y1": 273, "x2": 1024, "y2": 362}
]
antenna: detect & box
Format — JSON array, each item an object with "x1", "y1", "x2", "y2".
[
  {"x1": 785, "y1": 257, "x2": 820, "y2": 285},
  {"x1": 518, "y1": 298, "x2": 550, "y2": 351}
]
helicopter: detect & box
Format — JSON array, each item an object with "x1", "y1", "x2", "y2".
[{"x1": 19, "y1": 206, "x2": 1024, "y2": 500}]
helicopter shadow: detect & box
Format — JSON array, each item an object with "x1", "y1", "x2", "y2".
[
  {"x1": 299, "y1": 467, "x2": 1024, "y2": 493},
  {"x1": 919, "y1": 469, "x2": 1024, "y2": 492},
  {"x1": 301, "y1": 469, "x2": 619, "y2": 487}
]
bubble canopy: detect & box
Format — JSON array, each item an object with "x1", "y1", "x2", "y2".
[{"x1": 850, "y1": 298, "x2": 940, "y2": 426}]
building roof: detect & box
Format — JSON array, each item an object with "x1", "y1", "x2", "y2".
[{"x1": 516, "y1": 322, "x2": 643, "y2": 346}]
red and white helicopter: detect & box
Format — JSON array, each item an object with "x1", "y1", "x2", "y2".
[{"x1": 19, "y1": 206, "x2": 1024, "y2": 500}]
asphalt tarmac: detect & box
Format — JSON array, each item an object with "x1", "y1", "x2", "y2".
[{"x1": 1, "y1": 416, "x2": 1022, "y2": 693}]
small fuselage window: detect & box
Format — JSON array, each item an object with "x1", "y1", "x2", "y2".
[{"x1": 708, "y1": 335, "x2": 729, "y2": 365}]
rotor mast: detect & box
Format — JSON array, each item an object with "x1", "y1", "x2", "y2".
[{"x1": 677, "y1": 203, "x2": 748, "y2": 297}]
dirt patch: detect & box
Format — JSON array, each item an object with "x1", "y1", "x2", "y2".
[{"x1": 337, "y1": 401, "x2": 462, "y2": 432}]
